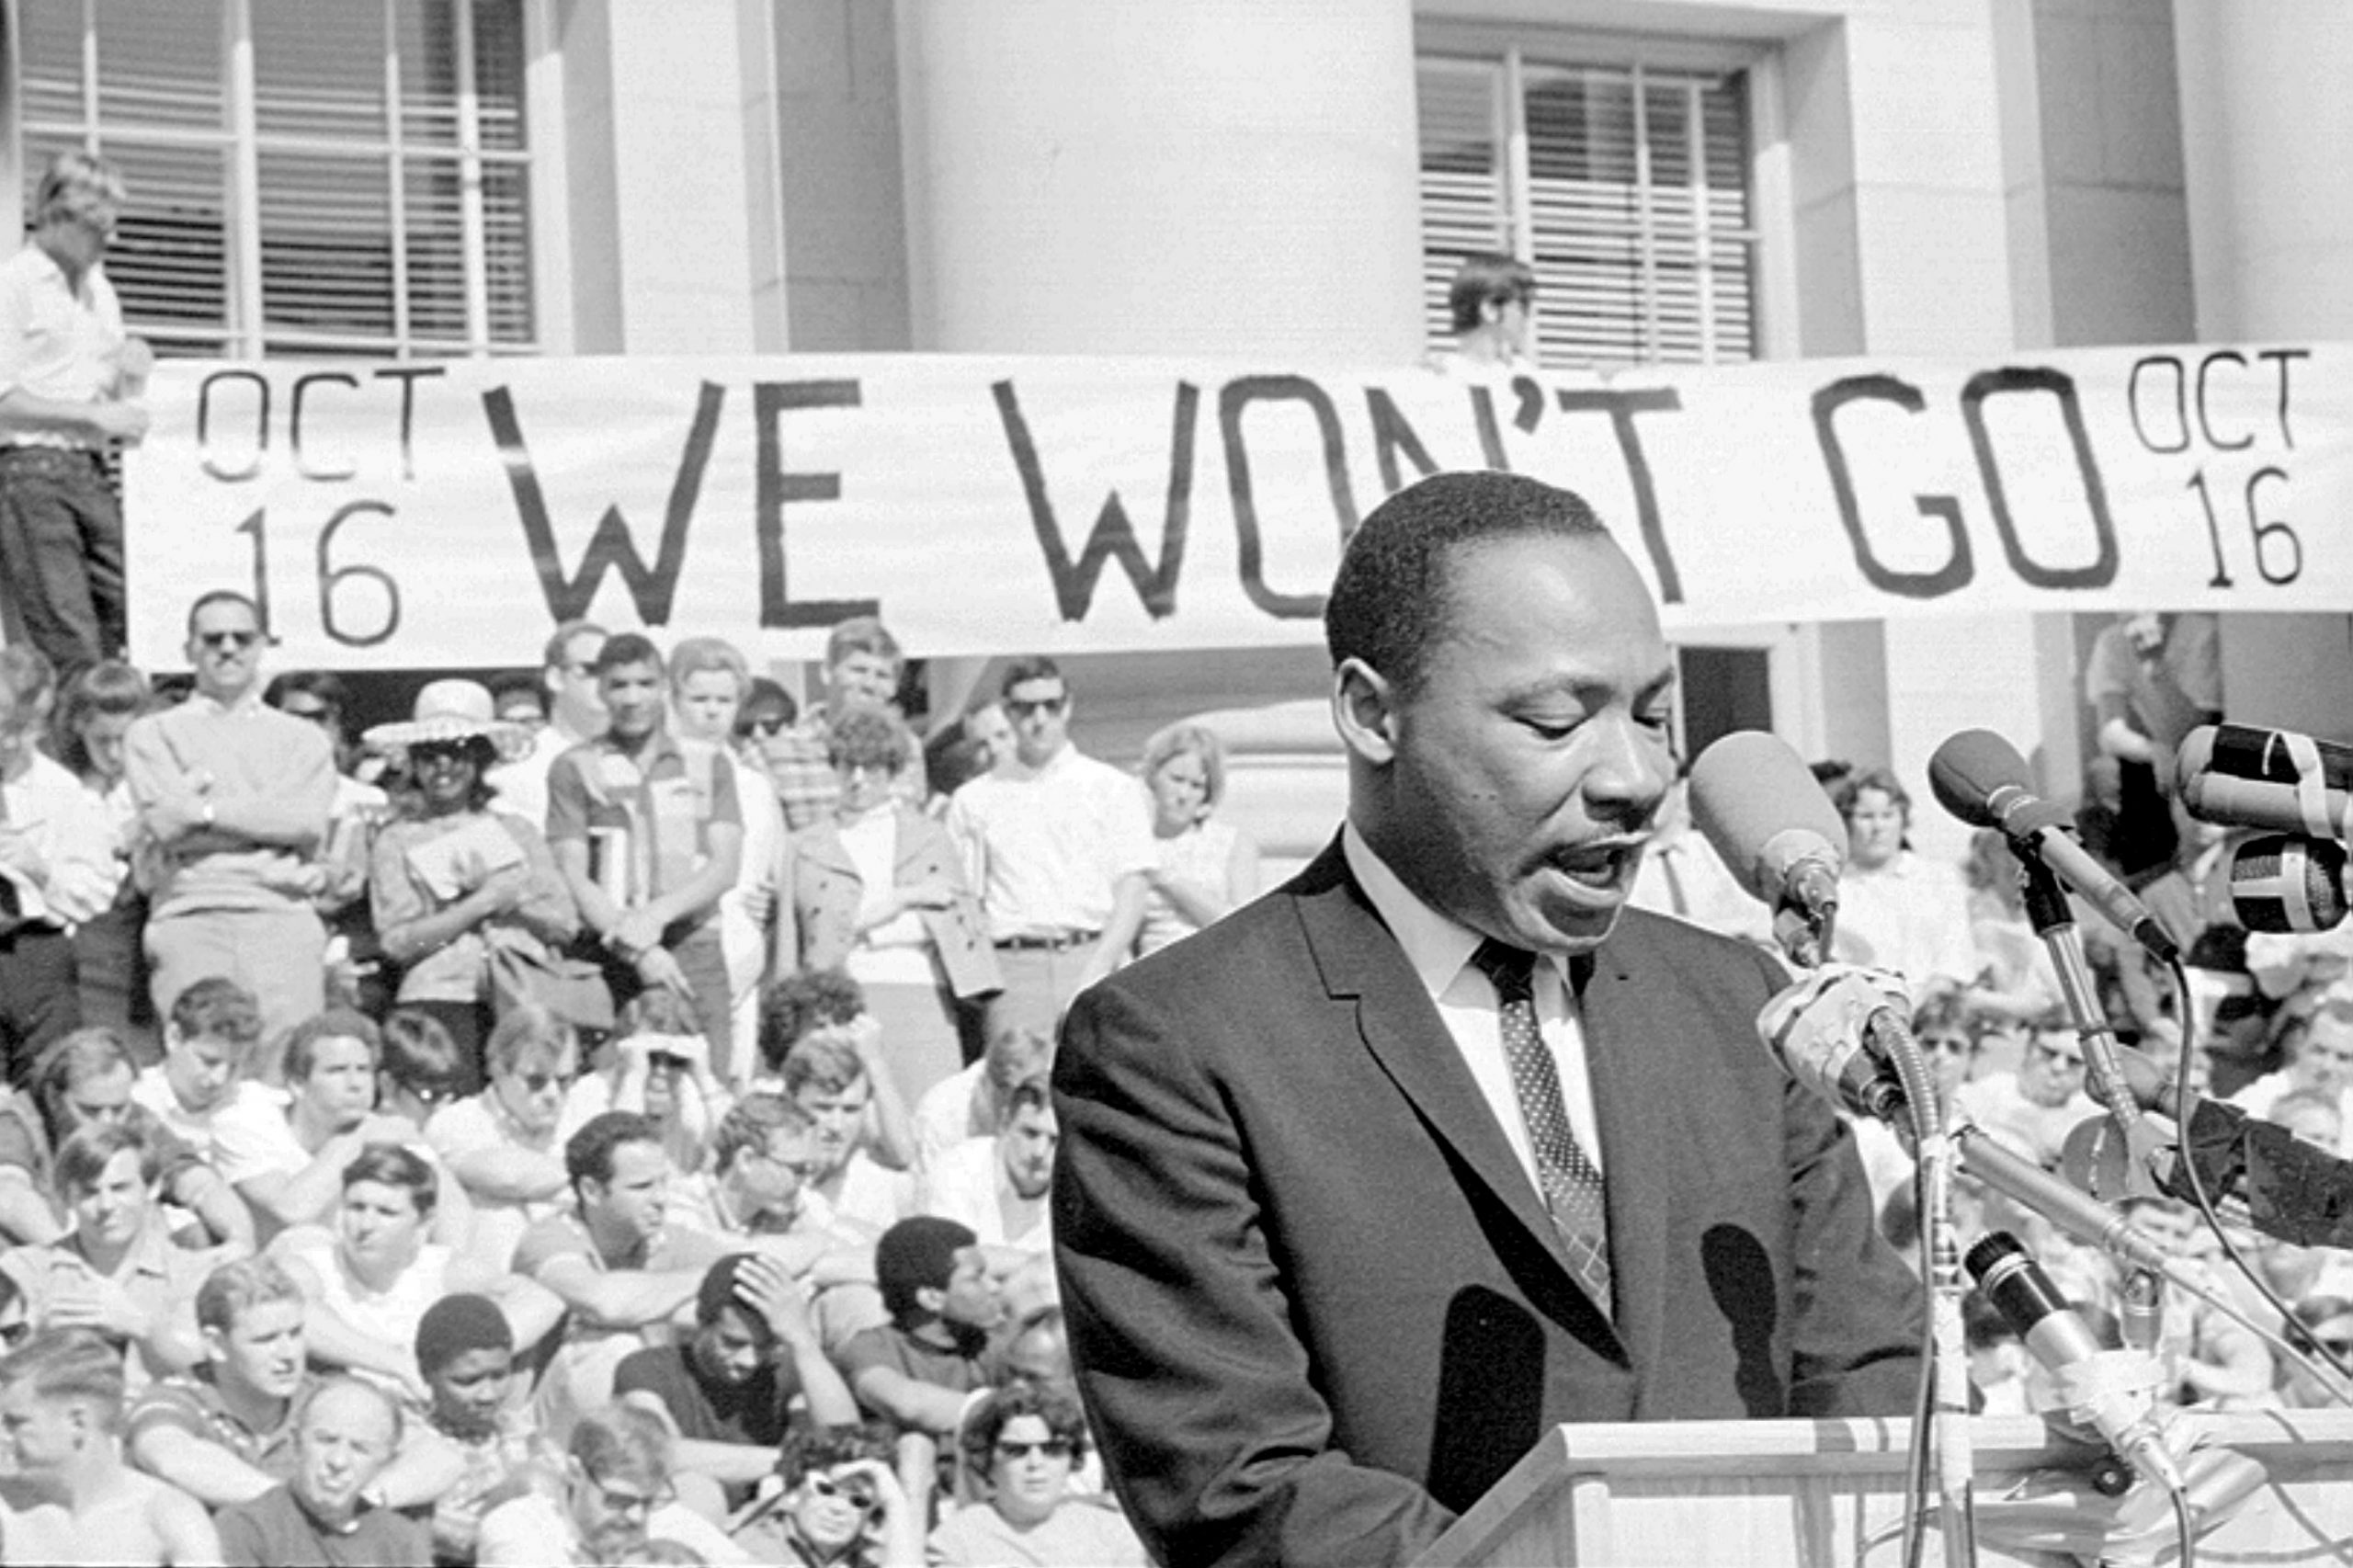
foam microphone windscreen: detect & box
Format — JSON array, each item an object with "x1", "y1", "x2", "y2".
[
  {"x1": 1687, "y1": 731, "x2": 1846, "y2": 905},
  {"x1": 2229, "y1": 834, "x2": 2349, "y2": 934}
]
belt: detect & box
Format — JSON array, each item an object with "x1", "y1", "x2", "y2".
[{"x1": 994, "y1": 929, "x2": 1100, "y2": 953}]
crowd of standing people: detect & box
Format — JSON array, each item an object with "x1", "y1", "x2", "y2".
[{"x1": 0, "y1": 574, "x2": 1278, "y2": 1563}]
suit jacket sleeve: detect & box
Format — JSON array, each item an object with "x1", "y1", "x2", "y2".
[
  {"x1": 1776, "y1": 1018, "x2": 1928, "y2": 1416},
  {"x1": 1053, "y1": 976, "x2": 1457, "y2": 1568}
]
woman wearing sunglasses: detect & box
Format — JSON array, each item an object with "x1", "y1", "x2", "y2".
[
  {"x1": 929, "y1": 1384, "x2": 1145, "y2": 1566},
  {"x1": 366, "y1": 679, "x2": 581, "y2": 1093},
  {"x1": 733, "y1": 1419, "x2": 918, "y2": 1567}
]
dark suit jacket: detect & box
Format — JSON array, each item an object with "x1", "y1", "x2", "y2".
[{"x1": 1052, "y1": 838, "x2": 1923, "y2": 1567}]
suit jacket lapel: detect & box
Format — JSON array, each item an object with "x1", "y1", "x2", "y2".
[
  {"x1": 1579, "y1": 915, "x2": 1674, "y2": 1389},
  {"x1": 1289, "y1": 841, "x2": 1579, "y2": 1290}
]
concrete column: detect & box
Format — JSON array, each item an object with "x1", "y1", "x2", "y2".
[
  {"x1": 893, "y1": 0, "x2": 1421, "y2": 785},
  {"x1": 893, "y1": 0, "x2": 1423, "y2": 360},
  {"x1": 1786, "y1": 6, "x2": 2063, "y2": 858},
  {"x1": 556, "y1": 0, "x2": 777, "y2": 353},
  {"x1": 2174, "y1": 0, "x2": 2353, "y2": 743}
]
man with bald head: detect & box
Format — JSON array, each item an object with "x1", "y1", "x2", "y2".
[
  {"x1": 1053, "y1": 472, "x2": 1923, "y2": 1565},
  {"x1": 213, "y1": 1375, "x2": 427, "y2": 1565}
]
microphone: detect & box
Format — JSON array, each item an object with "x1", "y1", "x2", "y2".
[
  {"x1": 1964, "y1": 1231, "x2": 2185, "y2": 1493},
  {"x1": 1688, "y1": 731, "x2": 1846, "y2": 967},
  {"x1": 2227, "y1": 833, "x2": 2349, "y2": 933},
  {"x1": 2178, "y1": 722, "x2": 2353, "y2": 838},
  {"x1": 1754, "y1": 965, "x2": 1912, "y2": 1125},
  {"x1": 1927, "y1": 730, "x2": 2179, "y2": 963}
]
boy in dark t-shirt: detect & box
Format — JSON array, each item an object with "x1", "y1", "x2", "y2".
[
  {"x1": 834, "y1": 1216, "x2": 1001, "y2": 1441},
  {"x1": 612, "y1": 1251, "x2": 858, "y2": 1506}
]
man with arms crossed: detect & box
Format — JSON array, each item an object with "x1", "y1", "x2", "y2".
[{"x1": 1053, "y1": 472, "x2": 1923, "y2": 1564}]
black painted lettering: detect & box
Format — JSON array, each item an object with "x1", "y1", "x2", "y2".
[
  {"x1": 481, "y1": 381, "x2": 722, "y2": 625},
  {"x1": 1554, "y1": 388, "x2": 1687, "y2": 604},
  {"x1": 1811, "y1": 375, "x2": 1973, "y2": 599},
  {"x1": 1961, "y1": 367, "x2": 2117, "y2": 590},
  {"x1": 2126, "y1": 356, "x2": 2188, "y2": 455},
  {"x1": 372, "y1": 365, "x2": 445, "y2": 481},
  {"x1": 290, "y1": 372, "x2": 359, "y2": 482},
  {"x1": 751, "y1": 381, "x2": 877, "y2": 631},
  {"x1": 2259, "y1": 347, "x2": 2308, "y2": 449},
  {"x1": 992, "y1": 380, "x2": 1197, "y2": 622},
  {"x1": 1469, "y1": 386, "x2": 1509, "y2": 471},
  {"x1": 1364, "y1": 389, "x2": 1440, "y2": 494},
  {"x1": 1220, "y1": 376, "x2": 1358, "y2": 619},
  {"x1": 2195, "y1": 351, "x2": 2254, "y2": 452},
  {"x1": 198, "y1": 369, "x2": 271, "y2": 483}
]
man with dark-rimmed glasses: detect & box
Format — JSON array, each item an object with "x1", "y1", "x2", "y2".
[{"x1": 124, "y1": 590, "x2": 336, "y2": 1046}]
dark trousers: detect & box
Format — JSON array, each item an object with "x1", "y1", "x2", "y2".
[
  {"x1": 0, "y1": 924, "x2": 81, "y2": 1092},
  {"x1": 0, "y1": 448, "x2": 124, "y2": 686}
]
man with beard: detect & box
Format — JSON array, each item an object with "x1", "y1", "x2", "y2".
[
  {"x1": 213, "y1": 1375, "x2": 427, "y2": 1565},
  {"x1": 125, "y1": 1257, "x2": 313, "y2": 1506},
  {"x1": 613, "y1": 1251, "x2": 859, "y2": 1506},
  {"x1": 1052, "y1": 472, "x2": 1922, "y2": 1564},
  {"x1": 836, "y1": 1216, "x2": 1000, "y2": 1440}
]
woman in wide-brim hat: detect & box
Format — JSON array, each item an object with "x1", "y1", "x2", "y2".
[{"x1": 365, "y1": 679, "x2": 581, "y2": 1090}]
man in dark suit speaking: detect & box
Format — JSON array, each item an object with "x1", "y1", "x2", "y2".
[{"x1": 1051, "y1": 472, "x2": 1924, "y2": 1565}]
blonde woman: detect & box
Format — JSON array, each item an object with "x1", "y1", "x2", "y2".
[{"x1": 1133, "y1": 722, "x2": 1258, "y2": 957}]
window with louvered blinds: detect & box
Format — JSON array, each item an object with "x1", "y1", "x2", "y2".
[
  {"x1": 1417, "y1": 49, "x2": 1756, "y2": 370},
  {"x1": 18, "y1": 0, "x2": 534, "y2": 359}
]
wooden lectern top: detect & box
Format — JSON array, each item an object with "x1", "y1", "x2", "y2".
[{"x1": 1415, "y1": 1409, "x2": 2353, "y2": 1567}]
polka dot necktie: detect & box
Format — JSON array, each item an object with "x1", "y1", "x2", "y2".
[{"x1": 1471, "y1": 938, "x2": 1612, "y2": 1317}]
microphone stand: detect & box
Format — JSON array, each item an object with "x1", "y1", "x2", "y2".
[
  {"x1": 1883, "y1": 1022, "x2": 1978, "y2": 1568},
  {"x1": 2015, "y1": 852, "x2": 2175, "y2": 1369},
  {"x1": 2014, "y1": 854, "x2": 2162, "y2": 1146}
]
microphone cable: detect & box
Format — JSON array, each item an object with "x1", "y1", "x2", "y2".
[{"x1": 2154, "y1": 953, "x2": 2353, "y2": 1402}]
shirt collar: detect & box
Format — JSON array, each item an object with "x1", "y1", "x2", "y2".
[
  {"x1": 1341, "y1": 821, "x2": 1574, "y2": 1003},
  {"x1": 188, "y1": 688, "x2": 267, "y2": 718},
  {"x1": 594, "y1": 725, "x2": 682, "y2": 767},
  {"x1": 65, "y1": 1220, "x2": 174, "y2": 1280}
]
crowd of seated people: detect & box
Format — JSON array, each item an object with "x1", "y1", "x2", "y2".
[{"x1": 0, "y1": 597, "x2": 1202, "y2": 1564}]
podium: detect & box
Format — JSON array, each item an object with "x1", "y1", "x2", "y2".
[{"x1": 1415, "y1": 1409, "x2": 2353, "y2": 1566}]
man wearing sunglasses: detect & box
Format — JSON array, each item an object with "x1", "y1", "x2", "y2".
[
  {"x1": 486, "y1": 619, "x2": 607, "y2": 831},
  {"x1": 0, "y1": 151, "x2": 152, "y2": 689},
  {"x1": 124, "y1": 590, "x2": 336, "y2": 1048},
  {"x1": 944, "y1": 656, "x2": 1154, "y2": 1038},
  {"x1": 477, "y1": 1402, "x2": 748, "y2": 1565}
]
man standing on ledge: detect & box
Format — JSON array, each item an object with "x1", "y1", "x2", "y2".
[
  {"x1": 0, "y1": 151, "x2": 151, "y2": 688},
  {"x1": 1052, "y1": 472, "x2": 1922, "y2": 1565}
]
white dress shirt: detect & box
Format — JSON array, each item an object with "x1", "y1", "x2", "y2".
[{"x1": 1341, "y1": 821, "x2": 1604, "y2": 1193}]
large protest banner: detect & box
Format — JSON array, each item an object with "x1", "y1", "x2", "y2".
[{"x1": 125, "y1": 344, "x2": 2338, "y2": 670}]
